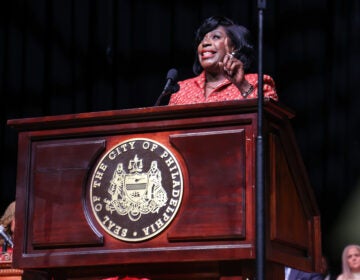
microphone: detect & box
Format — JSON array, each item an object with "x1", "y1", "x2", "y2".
[
  {"x1": 155, "y1": 68, "x2": 180, "y2": 106},
  {"x1": 163, "y1": 68, "x2": 178, "y2": 94},
  {"x1": 0, "y1": 225, "x2": 14, "y2": 247}
]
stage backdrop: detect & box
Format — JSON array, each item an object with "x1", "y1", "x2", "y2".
[{"x1": 1, "y1": 0, "x2": 359, "y2": 275}]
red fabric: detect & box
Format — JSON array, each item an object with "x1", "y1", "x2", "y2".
[
  {"x1": 169, "y1": 72, "x2": 278, "y2": 105},
  {"x1": 0, "y1": 247, "x2": 13, "y2": 262}
]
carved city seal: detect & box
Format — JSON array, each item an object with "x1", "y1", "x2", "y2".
[{"x1": 89, "y1": 138, "x2": 183, "y2": 242}]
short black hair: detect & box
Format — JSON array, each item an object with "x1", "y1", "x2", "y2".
[{"x1": 192, "y1": 16, "x2": 255, "y2": 75}]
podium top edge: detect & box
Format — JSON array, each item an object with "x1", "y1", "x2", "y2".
[{"x1": 7, "y1": 99, "x2": 294, "y2": 132}]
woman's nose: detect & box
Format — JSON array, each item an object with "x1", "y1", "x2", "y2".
[{"x1": 201, "y1": 36, "x2": 211, "y2": 46}]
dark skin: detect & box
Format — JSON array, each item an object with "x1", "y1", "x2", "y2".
[{"x1": 197, "y1": 26, "x2": 252, "y2": 97}]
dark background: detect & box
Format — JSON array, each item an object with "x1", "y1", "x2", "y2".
[{"x1": 1, "y1": 0, "x2": 359, "y2": 276}]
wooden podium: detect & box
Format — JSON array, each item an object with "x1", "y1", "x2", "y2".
[{"x1": 7, "y1": 99, "x2": 322, "y2": 280}]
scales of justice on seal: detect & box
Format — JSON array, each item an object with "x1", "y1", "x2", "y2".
[{"x1": 7, "y1": 99, "x2": 322, "y2": 279}]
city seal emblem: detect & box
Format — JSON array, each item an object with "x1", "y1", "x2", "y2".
[{"x1": 89, "y1": 138, "x2": 183, "y2": 242}]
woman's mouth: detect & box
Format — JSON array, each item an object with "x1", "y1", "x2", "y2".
[{"x1": 201, "y1": 51, "x2": 216, "y2": 59}]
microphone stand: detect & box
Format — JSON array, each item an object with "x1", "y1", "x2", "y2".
[
  {"x1": 154, "y1": 84, "x2": 179, "y2": 106},
  {"x1": 154, "y1": 91, "x2": 168, "y2": 106},
  {"x1": 256, "y1": 0, "x2": 266, "y2": 280}
]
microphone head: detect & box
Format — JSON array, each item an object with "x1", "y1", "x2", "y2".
[{"x1": 166, "y1": 68, "x2": 178, "y2": 82}]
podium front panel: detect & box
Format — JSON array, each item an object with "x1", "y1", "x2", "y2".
[{"x1": 10, "y1": 102, "x2": 257, "y2": 269}]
